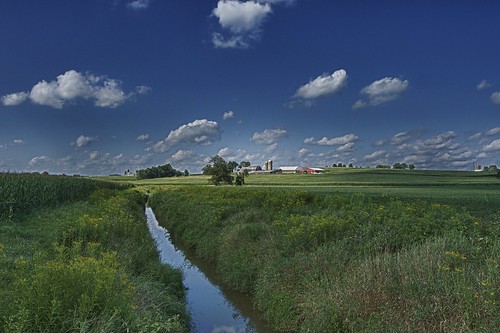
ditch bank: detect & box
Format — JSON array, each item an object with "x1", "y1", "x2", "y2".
[{"x1": 146, "y1": 207, "x2": 276, "y2": 333}]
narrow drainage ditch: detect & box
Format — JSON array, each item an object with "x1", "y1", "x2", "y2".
[{"x1": 146, "y1": 207, "x2": 277, "y2": 333}]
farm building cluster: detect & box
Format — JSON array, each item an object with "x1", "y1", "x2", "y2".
[{"x1": 234, "y1": 160, "x2": 325, "y2": 175}]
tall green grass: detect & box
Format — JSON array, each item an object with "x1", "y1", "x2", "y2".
[
  {"x1": 150, "y1": 186, "x2": 499, "y2": 332},
  {"x1": 0, "y1": 172, "x2": 127, "y2": 222},
  {"x1": 0, "y1": 178, "x2": 190, "y2": 332}
]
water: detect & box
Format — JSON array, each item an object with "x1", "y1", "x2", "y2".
[{"x1": 145, "y1": 207, "x2": 276, "y2": 333}]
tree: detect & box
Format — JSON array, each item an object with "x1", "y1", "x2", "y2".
[
  {"x1": 409, "y1": 164, "x2": 415, "y2": 170},
  {"x1": 136, "y1": 163, "x2": 182, "y2": 179},
  {"x1": 239, "y1": 161, "x2": 251, "y2": 168},
  {"x1": 184, "y1": 169, "x2": 189, "y2": 176},
  {"x1": 228, "y1": 161, "x2": 239, "y2": 172},
  {"x1": 203, "y1": 155, "x2": 234, "y2": 186}
]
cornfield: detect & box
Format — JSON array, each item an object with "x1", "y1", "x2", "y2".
[{"x1": 0, "y1": 172, "x2": 126, "y2": 221}]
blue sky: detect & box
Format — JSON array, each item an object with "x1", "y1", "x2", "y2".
[{"x1": 1, "y1": 0, "x2": 499, "y2": 175}]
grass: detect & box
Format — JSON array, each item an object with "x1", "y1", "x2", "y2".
[
  {"x1": 0, "y1": 175, "x2": 190, "y2": 332},
  {"x1": 149, "y1": 180, "x2": 499, "y2": 333}
]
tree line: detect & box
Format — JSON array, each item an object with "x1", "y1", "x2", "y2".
[{"x1": 136, "y1": 163, "x2": 188, "y2": 180}]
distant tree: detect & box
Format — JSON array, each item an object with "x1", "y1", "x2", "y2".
[
  {"x1": 184, "y1": 169, "x2": 189, "y2": 176},
  {"x1": 203, "y1": 155, "x2": 234, "y2": 186},
  {"x1": 337, "y1": 163, "x2": 344, "y2": 168},
  {"x1": 409, "y1": 164, "x2": 415, "y2": 170},
  {"x1": 136, "y1": 163, "x2": 182, "y2": 179},
  {"x1": 393, "y1": 162, "x2": 403, "y2": 169},
  {"x1": 332, "y1": 164, "x2": 337, "y2": 167},
  {"x1": 348, "y1": 163, "x2": 353, "y2": 168},
  {"x1": 239, "y1": 161, "x2": 251, "y2": 168},
  {"x1": 228, "y1": 161, "x2": 239, "y2": 172}
]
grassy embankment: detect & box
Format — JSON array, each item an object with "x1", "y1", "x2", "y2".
[
  {"x1": 148, "y1": 169, "x2": 499, "y2": 332},
  {"x1": 0, "y1": 173, "x2": 190, "y2": 332}
]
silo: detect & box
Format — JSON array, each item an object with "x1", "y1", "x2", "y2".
[{"x1": 268, "y1": 160, "x2": 273, "y2": 170}]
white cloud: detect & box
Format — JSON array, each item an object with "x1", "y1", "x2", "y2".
[
  {"x1": 486, "y1": 127, "x2": 500, "y2": 136},
  {"x1": 468, "y1": 132, "x2": 482, "y2": 141},
  {"x1": 170, "y1": 150, "x2": 193, "y2": 162},
  {"x1": 298, "y1": 148, "x2": 312, "y2": 158},
  {"x1": 127, "y1": 0, "x2": 151, "y2": 10},
  {"x1": 217, "y1": 147, "x2": 231, "y2": 157},
  {"x1": 251, "y1": 128, "x2": 287, "y2": 145},
  {"x1": 1, "y1": 92, "x2": 29, "y2": 106},
  {"x1": 265, "y1": 142, "x2": 278, "y2": 152},
  {"x1": 136, "y1": 133, "x2": 150, "y2": 141},
  {"x1": 353, "y1": 77, "x2": 409, "y2": 109},
  {"x1": 304, "y1": 133, "x2": 358, "y2": 146},
  {"x1": 28, "y1": 156, "x2": 50, "y2": 167},
  {"x1": 211, "y1": 0, "x2": 297, "y2": 49},
  {"x1": 153, "y1": 119, "x2": 221, "y2": 152},
  {"x1": 73, "y1": 135, "x2": 97, "y2": 148},
  {"x1": 93, "y1": 79, "x2": 127, "y2": 108},
  {"x1": 490, "y1": 91, "x2": 500, "y2": 104},
  {"x1": 3, "y1": 70, "x2": 136, "y2": 109},
  {"x1": 337, "y1": 142, "x2": 355, "y2": 152},
  {"x1": 294, "y1": 69, "x2": 347, "y2": 100},
  {"x1": 13, "y1": 139, "x2": 25, "y2": 144},
  {"x1": 363, "y1": 150, "x2": 386, "y2": 160},
  {"x1": 223, "y1": 110, "x2": 234, "y2": 120},
  {"x1": 390, "y1": 130, "x2": 420, "y2": 145},
  {"x1": 476, "y1": 80, "x2": 491, "y2": 90},
  {"x1": 483, "y1": 138, "x2": 500, "y2": 151},
  {"x1": 213, "y1": 0, "x2": 272, "y2": 34},
  {"x1": 212, "y1": 33, "x2": 250, "y2": 49}
]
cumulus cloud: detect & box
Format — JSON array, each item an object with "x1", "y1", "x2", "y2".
[
  {"x1": 213, "y1": 0, "x2": 272, "y2": 34},
  {"x1": 388, "y1": 131, "x2": 477, "y2": 170},
  {"x1": 483, "y1": 138, "x2": 500, "y2": 151},
  {"x1": 13, "y1": 139, "x2": 25, "y2": 144},
  {"x1": 136, "y1": 133, "x2": 150, "y2": 141},
  {"x1": 293, "y1": 69, "x2": 348, "y2": 100},
  {"x1": 390, "y1": 130, "x2": 421, "y2": 145},
  {"x1": 477, "y1": 80, "x2": 491, "y2": 90},
  {"x1": 211, "y1": 0, "x2": 295, "y2": 49},
  {"x1": 353, "y1": 77, "x2": 409, "y2": 109},
  {"x1": 153, "y1": 119, "x2": 221, "y2": 152},
  {"x1": 72, "y1": 135, "x2": 97, "y2": 148},
  {"x1": 1, "y1": 92, "x2": 29, "y2": 106},
  {"x1": 2, "y1": 70, "x2": 137, "y2": 109},
  {"x1": 28, "y1": 156, "x2": 50, "y2": 167},
  {"x1": 223, "y1": 110, "x2": 234, "y2": 120},
  {"x1": 486, "y1": 127, "x2": 500, "y2": 136},
  {"x1": 127, "y1": 0, "x2": 151, "y2": 10},
  {"x1": 304, "y1": 133, "x2": 358, "y2": 146},
  {"x1": 298, "y1": 148, "x2": 312, "y2": 158},
  {"x1": 251, "y1": 128, "x2": 287, "y2": 145},
  {"x1": 170, "y1": 149, "x2": 193, "y2": 162},
  {"x1": 363, "y1": 150, "x2": 386, "y2": 160},
  {"x1": 491, "y1": 91, "x2": 500, "y2": 104}
]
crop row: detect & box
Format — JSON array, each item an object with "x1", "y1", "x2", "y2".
[{"x1": 0, "y1": 172, "x2": 127, "y2": 221}]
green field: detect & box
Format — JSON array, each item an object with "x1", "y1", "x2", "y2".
[
  {"x1": 146, "y1": 168, "x2": 499, "y2": 333},
  {"x1": 2, "y1": 170, "x2": 499, "y2": 332},
  {"x1": 0, "y1": 173, "x2": 190, "y2": 332}
]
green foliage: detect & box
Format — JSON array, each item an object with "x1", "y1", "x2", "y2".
[
  {"x1": 136, "y1": 163, "x2": 183, "y2": 180},
  {"x1": 150, "y1": 186, "x2": 499, "y2": 333},
  {"x1": 202, "y1": 155, "x2": 234, "y2": 185},
  {"x1": 0, "y1": 187, "x2": 190, "y2": 332},
  {"x1": 0, "y1": 172, "x2": 126, "y2": 222}
]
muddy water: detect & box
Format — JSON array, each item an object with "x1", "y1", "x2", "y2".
[{"x1": 145, "y1": 207, "x2": 277, "y2": 333}]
